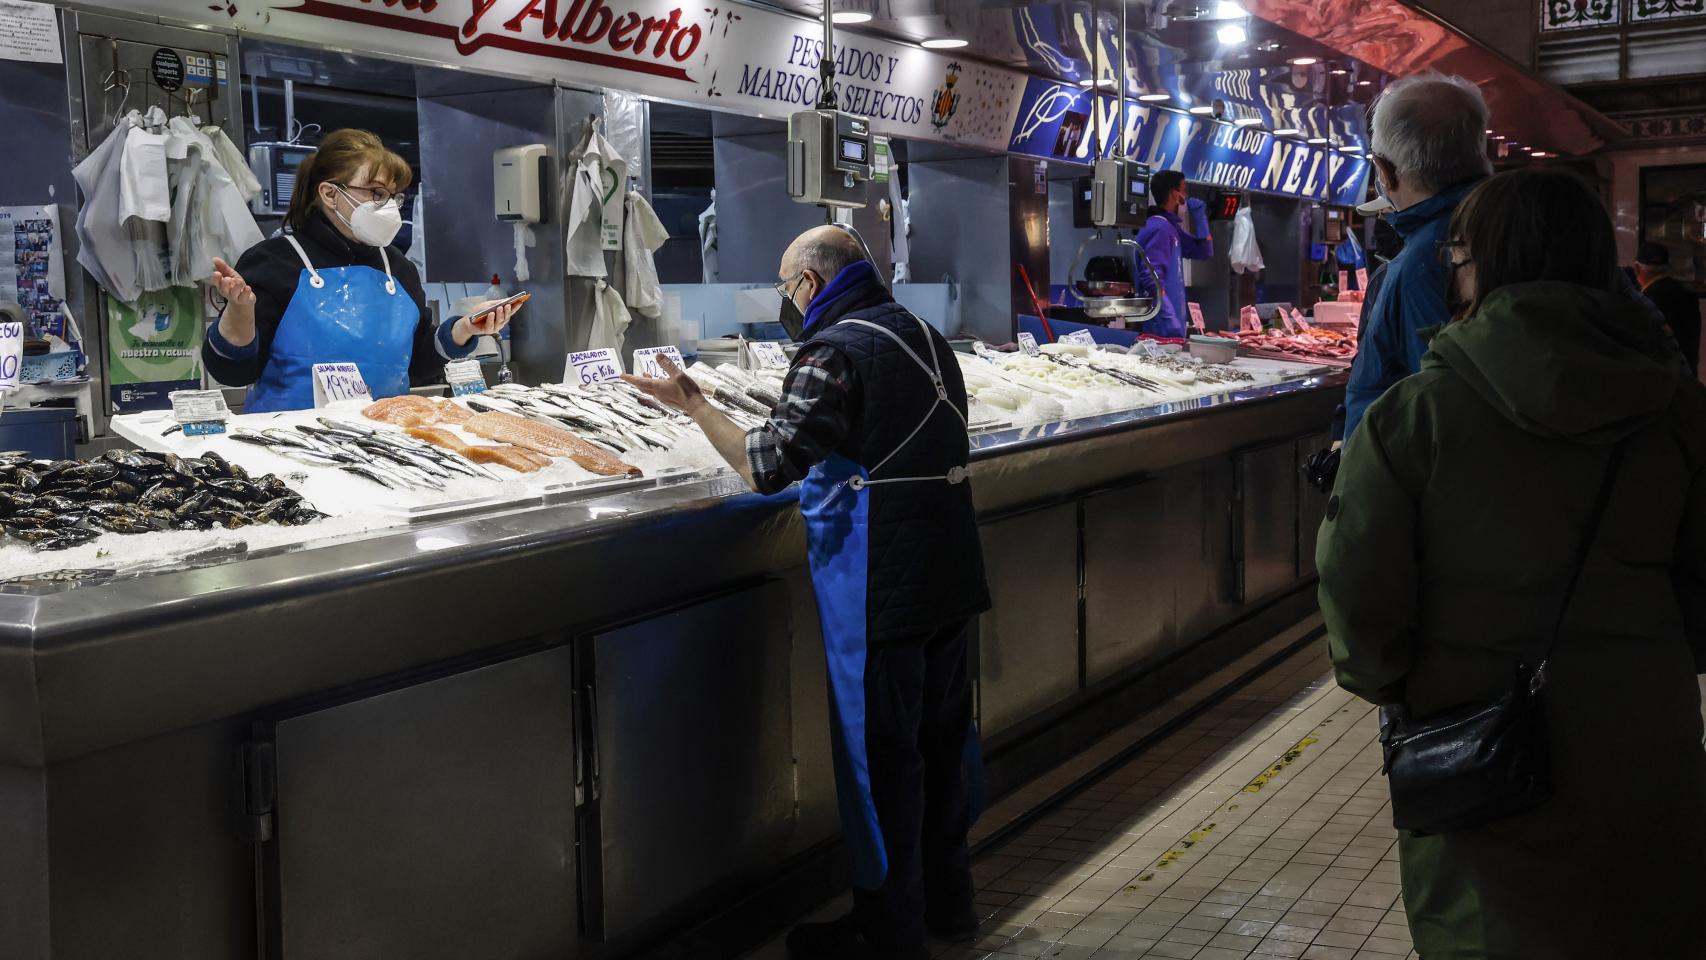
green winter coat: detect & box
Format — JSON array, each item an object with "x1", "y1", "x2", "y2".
[{"x1": 1318, "y1": 281, "x2": 1706, "y2": 960}]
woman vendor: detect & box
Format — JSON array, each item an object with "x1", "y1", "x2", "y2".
[{"x1": 201, "y1": 128, "x2": 519, "y2": 413}]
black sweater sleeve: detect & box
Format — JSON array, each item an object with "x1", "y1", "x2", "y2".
[{"x1": 201, "y1": 239, "x2": 299, "y2": 388}]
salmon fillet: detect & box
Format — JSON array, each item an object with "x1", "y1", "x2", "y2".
[
  {"x1": 362, "y1": 395, "x2": 441, "y2": 425},
  {"x1": 465, "y1": 411, "x2": 641, "y2": 477},
  {"x1": 405, "y1": 425, "x2": 549, "y2": 474}
]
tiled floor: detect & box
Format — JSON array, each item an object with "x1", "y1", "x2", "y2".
[{"x1": 947, "y1": 639, "x2": 1414, "y2": 960}]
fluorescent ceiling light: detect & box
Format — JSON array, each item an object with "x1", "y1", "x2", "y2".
[
  {"x1": 921, "y1": 37, "x2": 967, "y2": 49},
  {"x1": 1356, "y1": 80, "x2": 1373, "y2": 86},
  {"x1": 1272, "y1": 128, "x2": 1301, "y2": 136},
  {"x1": 1288, "y1": 57, "x2": 1318, "y2": 66},
  {"x1": 1306, "y1": 137, "x2": 1329, "y2": 144},
  {"x1": 1216, "y1": 23, "x2": 1247, "y2": 44},
  {"x1": 1188, "y1": 105, "x2": 1216, "y2": 115},
  {"x1": 831, "y1": 11, "x2": 872, "y2": 24},
  {"x1": 1491, "y1": 134, "x2": 1506, "y2": 140},
  {"x1": 1233, "y1": 117, "x2": 1263, "y2": 127},
  {"x1": 1531, "y1": 151, "x2": 1550, "y2": 158},
  {"x1": 1138, "y1": 93, "x2": 1171, "y2": 102},
  {"x1": 1330, "y1": 68, "x2": 1348, "y2": 75},
  {"x1": 1337, "y1": 145, "x2": 1362, "y2": 153}
]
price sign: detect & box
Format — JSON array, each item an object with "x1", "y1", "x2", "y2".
[
  {"x1": 748, "y1": 340, "x2": 791, "y2": 370},
  {"x1": 1187, "y1": 302, "x2": 1207, "y2": 333},
  {"x1": 566, "y1": 347, "x2": 623, "y2": 385},
  {"x1": 1060, "y1": 329, "x2": 1097, "y2": 346},
  {"x1": 632, "y1": 345, "x2": 686, "y2": 379},
  {"x1": 1017, "y1": 332, "x2": 1040, "y2": 356},
  {"x1": 443, "y1": 359, "x2": 488, "y2": 397},
  {"x1": 1337, "y1": 270, "x2": 1350, "y2": 292},
  {"x1": 1356, "y1": 267, "x2": 1369, "y2": 291},
  {"x1": 312, "y1": 362, "x2": 373, "y2": 407},
  {"x1": 169, "y1": 389, "x2": 231, "y2": 436},
  {"x1": 1240, "y1": 305, "x2": 1263, "y2": 333},
  {"x1": 1291, "y1": 308, "x2": 1311, "y2": 331},
  {"x1": 0, "y1": 320, "x2": 22, "y2": 394}
]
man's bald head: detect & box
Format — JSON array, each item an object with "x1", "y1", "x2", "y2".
[{"x1": 780, "y1": 225, "x2": 867, "y2": 283}]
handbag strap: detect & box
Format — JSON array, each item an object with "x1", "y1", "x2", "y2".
[{"x1": 1532, "y1": 438, "x2": 1629, "y2": 690}]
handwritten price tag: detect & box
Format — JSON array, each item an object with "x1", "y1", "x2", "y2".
[
  {"x1": 0, "y1": 320, "x2": 22, "y2": 394},
  {"x1": 1187, "y1": 302, "x2": 1206, "y2": 333},
  {"x1": 748, "y1": 340, "x2": 790, "y2": 370},
  {"x1": 1356, "y1": 267, "x2": 1369, "y2": 291},
  {"x1": 312, "y1": 362, "x2": 373, "y2": 407},
  {"x1": 632, "y1": 345, "x2": 686, "y2": 379},
  {"x1": 1060, "y1": 329, "x2": 1097, "y2": 346},
  {"x1": 1240, "y1": 305, "x2": 1263, "y2": 333},
  {"x1": 1017, "y1": 332, "x2": 1039, "y2": 356},
  {"x1": 567, "y1": 347, "x2": 623, "y2": 385},
  {"x1": 1290, "y1": 308, "x2": 1310, "y2": 331}
]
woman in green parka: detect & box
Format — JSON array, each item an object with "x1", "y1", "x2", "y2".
[{"x1": 1319, "y1": 168, "x2": 1706, "y2": 959}]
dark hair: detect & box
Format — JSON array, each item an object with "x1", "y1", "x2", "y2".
[
  {"x1": 1153, "y1": 169, "x2": 1180, "y2": 205},
  {"x1": 285, "y1": 129, "x2": 413, "y2": 233},
  {"x1": 1448, "y1": 169, "x2": 1618, "y2": 315}
]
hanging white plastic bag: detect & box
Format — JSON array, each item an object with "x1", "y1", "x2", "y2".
[
  {"x1": 1229, "y1": 205, "x2": 1264, "y2": 275},
  {"x1": 601, "y1": 90, "x2": 645, "y2": 181}
]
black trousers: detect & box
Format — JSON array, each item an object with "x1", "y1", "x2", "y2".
[{"x1": 851, "y1": 618, "x2": 976, "y2": 951}]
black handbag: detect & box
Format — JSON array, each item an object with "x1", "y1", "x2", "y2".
[{"x1": 1379, "y1": 440, "x2": 1627, "y2": 836}]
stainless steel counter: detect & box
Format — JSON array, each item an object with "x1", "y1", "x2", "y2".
[{"x1": 0, "y1": 372, "x2": 1343, "y2": 960}]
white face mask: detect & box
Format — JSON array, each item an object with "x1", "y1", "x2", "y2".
[{"x1": 333, "y1": 185, "x2": 404, "y2": 247}]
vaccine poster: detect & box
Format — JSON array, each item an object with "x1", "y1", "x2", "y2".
[{"x1": 107, "y1": 286, "x2": 203, "y2": 411}]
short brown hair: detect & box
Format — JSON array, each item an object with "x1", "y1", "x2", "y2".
[
  {"x1": 1449, "y1": 169, "x2": 1618, "y2": 315},
  {"x1": 285, "y1": 129, "x2": 413, "y2": 232}
]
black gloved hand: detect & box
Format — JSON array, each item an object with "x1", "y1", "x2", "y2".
[{"x1": 1303, "y1": 446, "x2": 1340, "y2": 494}]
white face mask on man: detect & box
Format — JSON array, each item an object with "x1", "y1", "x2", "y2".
[{"x1": 332, "y1": 185, "x2": 404, "y2": 247}]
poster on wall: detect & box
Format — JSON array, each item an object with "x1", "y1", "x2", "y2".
[
  {"x1": 0, "y1": 0, "x2": 62, "y2": 64},
  {"x1": 0, "y1": 205, "x2": 70, "y2": 340},
  {"x1": 107, "y1": 286, "x2": 204, "y2": 411}
]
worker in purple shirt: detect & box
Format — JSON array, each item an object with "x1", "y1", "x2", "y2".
[{"x1": 1135, "y1": 170, "x2": 1214, "y2": 338}]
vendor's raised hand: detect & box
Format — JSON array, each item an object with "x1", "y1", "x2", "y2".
[
  {"x1": 1186, "y1": 196, "x2": 1207, "y2": 214},
  {"x1": 621, "y1": 353, "x2": 705, "y2": 414},
  {"x1": 453, "y1": 297, "x2": 524, "y2": 345},
  {"x1": 210, "y1": 258, "x2": 255, "y2": 308}
]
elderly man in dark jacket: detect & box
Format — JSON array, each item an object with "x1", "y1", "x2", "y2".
[{"x1": 626, "y1": 225, "x2": 990, "y2": 960}]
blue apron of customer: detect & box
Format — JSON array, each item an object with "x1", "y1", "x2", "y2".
[
  {"x1": 244, "y1": 235, "x2": 417, "y2": 413},
  {"x1": 799, "y1": 312, "x2": 983, "y2": 892}
]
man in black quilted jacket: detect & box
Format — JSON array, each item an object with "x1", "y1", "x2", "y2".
[{"x1": 626, "y1": 225, "x2": 990, "y2": 960}]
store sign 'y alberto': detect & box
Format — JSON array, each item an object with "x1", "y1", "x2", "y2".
[{"x1": 105, "y1": 0, "x2": 1023, "y2": 153}]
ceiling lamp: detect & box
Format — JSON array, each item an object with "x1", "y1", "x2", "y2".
[
  {"x1": 921, "y1": 38, "x2": 967, "y2": 49},
  {"x1": 1288, "y1": 57, "x2": 1318, "y2": 66},
  {"x1": 1233, "y1": 117, "x2": 1264, "y2": 127},
  {"x1": 1138, "y1": 93, "x2": 1171, "y2": 102},
  {"x1": 1215, "y1": 1, "x2": 1247, "y2": 17},
  {"x1": 1531, "y1": 151, "x2": 1550, "y2": 158},
  {"x1": 1337, "y1": 144, "x2": 1362, "y2": 153},
  {"x1": 1356, "y1": 79, "x2": 1373, "y2": 86},
  {"x1": 1188, "y1": 105, "x2": 1216, "y2": 115},
  {"x1": 1217, "y1": 23, "x2": 1247, "y2": 44},
  {"x1": 1272, "y1": 127, "x2": 1301, "y2": 136},
  {"x1": 1329, "y1": 67, "x2": 1349, "y2": 75},
  {"x1": 831, "y1": 10, "x2": 872, "y2": 24},
  {"x1": 1491, "y1": 134, "x2": 1506, "y2": 140},
  {"x1": 1306, "y1": 136, "x2": 1329, "y2": 144}
]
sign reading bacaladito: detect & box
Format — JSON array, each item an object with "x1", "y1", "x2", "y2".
[{"x1": 100, "y1": 0, "x2": 1023, "y2": 153}]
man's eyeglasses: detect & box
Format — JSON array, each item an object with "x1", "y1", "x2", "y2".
[{"x1": 775, "y1": 271, "x2": 811, "y2": 301}]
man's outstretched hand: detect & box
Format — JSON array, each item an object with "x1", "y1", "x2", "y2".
[{"x1": 621, "y1": 353, "x2": 706, "y2": 414}]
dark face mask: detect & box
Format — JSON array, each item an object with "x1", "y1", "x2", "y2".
[{"x1": 779, "y1": 296, "x2": 807, "y2": 341}]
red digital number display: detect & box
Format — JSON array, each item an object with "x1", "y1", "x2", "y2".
[{"x1": 1217, "y1": 193, "x2": 1242, "y2": 219}]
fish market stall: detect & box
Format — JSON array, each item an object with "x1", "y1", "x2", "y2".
[{"x1": 0, "y1": 361, "x2": 1343, "y2": 960}]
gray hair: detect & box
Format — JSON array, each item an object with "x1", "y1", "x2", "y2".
[
  {"x1": 787, "y1": 225, "x2": 867, "y2": 282},
  {"x1": 1369, "y1": 73, "x2": 1493, "y2": 195}
]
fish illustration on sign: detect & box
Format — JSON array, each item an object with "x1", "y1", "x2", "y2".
[{"x1": 931, "y1": 62, "x2": 962, "y2": 130}]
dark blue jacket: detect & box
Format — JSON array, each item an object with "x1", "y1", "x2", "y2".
[
  {"x1": 804, "y1": 276, "x2": 991, "y2": 643},
  {"x1": 1342, "y1": 179, "x2": 1481, "y2": 440}
]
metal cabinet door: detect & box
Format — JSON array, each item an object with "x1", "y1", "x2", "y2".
[
  {"x1": 1082, "y1": 481, "x2": 1175, "y2": 684},
  {"x1": 583, "y1": 581, "x2": 796, "y2": 944},
  {"x1": 977, "y1": 503, "x2": 1080, "y2": 736},
  {"x1": 1240, "y1": 443, "x2": 1301, "y2": 603},
  {"x1": 273, "y1": 646, "x2": 579, "y2": 960}
]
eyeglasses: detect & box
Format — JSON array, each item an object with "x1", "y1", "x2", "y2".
[
  {"x1": 1437, "y1": 240, "x2": 1472, "y2": 272},
  {"x1": 774, "y1": 271, "x2": 811, "y2": 301},
  {"x1": 336, "y1": 183, "x2": 404, "y2": 207}
]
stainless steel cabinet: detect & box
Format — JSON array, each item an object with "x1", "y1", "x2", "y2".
[
  {"x1": 976, "y1": 504, "x2": 1081, "y2": 736},
  {"x1": 1082, "y1": 481, "x2": 1174, "y2": 684},
  {"x1": 273, "y1": 647, "x2": 579, "y2": 960},
  {"x1": 1240, "y1": 444, "x2": 1301, "y2": 604}
]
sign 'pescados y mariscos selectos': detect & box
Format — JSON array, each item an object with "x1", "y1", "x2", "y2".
[{"x1": 93, "y1": 0, "x2": 1026, "y2": 152}]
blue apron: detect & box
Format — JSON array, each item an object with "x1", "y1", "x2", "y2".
[
  {"x1": 801, "y1": 315, "x2": 982, "y2": 891},
  {"x1": 245, "y1": 236, "x2": 417, "y2": 413}
]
